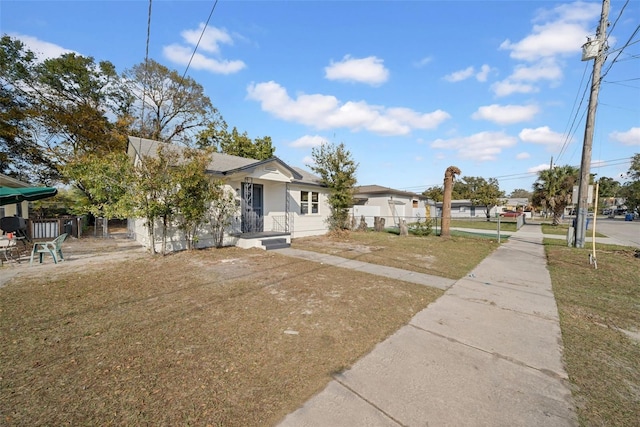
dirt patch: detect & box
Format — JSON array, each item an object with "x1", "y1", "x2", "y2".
[{"x1": 0, "y1": 235, "x2": 442, "y2": 426}]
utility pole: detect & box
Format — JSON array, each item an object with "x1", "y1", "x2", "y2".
[{"x1": 575, "y1": 0, "x2": 609, "y2": 248}]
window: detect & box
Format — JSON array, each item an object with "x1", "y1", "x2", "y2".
[
  {"x1": 412, "y1": 199, "x2": 418, "y2": 208},
  {"x1": 300, "y1": 191, "x2": 319, "y2": 214}
]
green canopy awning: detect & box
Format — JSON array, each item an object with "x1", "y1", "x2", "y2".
[{"x1": 0, "y1": 186, "x2": 58, "y2": 206}]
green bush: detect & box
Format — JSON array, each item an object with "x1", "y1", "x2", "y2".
[{"x1": 409, "y1": 218, "x2": 433, "y2": 236}]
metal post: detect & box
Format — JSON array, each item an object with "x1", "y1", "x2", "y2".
[
  {"x1": 243, "y1": 178, "x2": 253, "y2": 232},
  {"x1": 285, "y1": 182, "x2": 290, "y2": 233},
  {"x1": 575, "y1": 0, "x2": 609, "y2": 248}
]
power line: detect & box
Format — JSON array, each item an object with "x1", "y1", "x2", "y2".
[
  {"x1": 139, "y1": 0, "x2": 153, "y2": 141},
  {"x1": 397, "y1": 156, "x2": 635, "y2": 192},
  {"x1": 555, "y1": 62, "x2": 591, "y2": 164},
  {"x1": 601, "y1": 23, "x2": 640, "y2": 80},
  {"x1": 606, "y1": 0, "x2": 629, "y2": 37},
  {"x1": 179, "y1": 0, "x2": 220, "y2": 82}
]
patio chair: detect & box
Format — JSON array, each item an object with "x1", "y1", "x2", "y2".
[{"x1": 30, "y1": 233, "x2": 68, "y2": 265}]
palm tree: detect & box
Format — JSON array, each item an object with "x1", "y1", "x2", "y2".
[{"x1": 532, "y1": 165, "x2": 579, "y2": 225}]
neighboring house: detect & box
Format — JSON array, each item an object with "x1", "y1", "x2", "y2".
[
  {"x1": 0, "y1": 173, "x2": 31, "y2": 220},
  {"x1": 435, "y1": 198, "x2": 531, "y2": 219},
  {"x1": 499, "y1": 198, "x2": 532, "y2": 218},
  {"x1": 435, "y1": 199, "x2": 482, "y2": 218},
  {"x1": 127, "y1": 137, "x2": 330, "y2": 251},
  {"x1": 352, "y1": 185, "x2": 436, "y2": 227}
]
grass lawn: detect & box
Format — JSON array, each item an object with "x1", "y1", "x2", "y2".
[
  {"x1": 293, "y1": 231, "x2": 502, "y2": 279},
  {"x1": 545, "y1": 240, "x2": 640, "y2": 426},
  {"x1": 0, "y1": 242, "x2": 446, "y2": 426},
  {"x1": 5, "y1": 230, "x2": 634, "y2": 426}
]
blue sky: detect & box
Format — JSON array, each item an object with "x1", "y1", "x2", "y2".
[{"x1": 2, "y1": 0, "x2": 639, "y2": 194}]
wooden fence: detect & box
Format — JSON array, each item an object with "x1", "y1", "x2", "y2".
[{"x1": 28, "y1": 217, "x2": 83, "y2": 240}]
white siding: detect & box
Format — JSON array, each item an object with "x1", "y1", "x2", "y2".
[
  {"x1": 128, "y1": 180, "x2": 330, "y2": 251},
  {"x1": 289, "y1": 184, "x2": 330, "y2": 238}
]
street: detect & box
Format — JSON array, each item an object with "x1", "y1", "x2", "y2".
[{"x1": 592, "y1": 217, "x2": 640, "y2": 249}]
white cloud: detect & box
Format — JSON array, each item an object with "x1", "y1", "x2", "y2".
[
  {"x1": 519, "y1": 126, "x2": 568, "y2": 150},
  {"x1": 414, "y1": 56, "x2": 433, "y2": 68},
  {"x1": 491, "y1": 80, "x2": 538, "y2": 97},
  {"x1": 472, "y1": 104, "x2": 539, "y2": 125},
  {"x1": 444, "y1": 66, "x2": 474, "y2": 82},
  {"x1": 499, "y1": 2, "x2": 601, "y2": 62},
  {"x1": 181, "y1": 24, "x2": 233, "y2": 54},
  {"x1": 163, "y1": 44, "x2": 245, "y2": 74},
  {"x1": 476, "y1": 64, "x2": 492, "y2": 82},
  {"x1": 610, "y1": 127, "x2": 640, "y2": 146},
  {"x1": 510, "y1": 59, "x2": 563, "y2": 82},
  {"x1": 289, "y1": 135, "x2": 328, "y2": 148},
  {"x1": 302, "y1": 156, "x2": 314, "y2": 167},
  {"x1": 528, "y1": 163, "x2": 553, "y2": 173},
  {"x1": 8, "y1": 33, "x2": 74, "y2": 61},
  {"x1": 246, "y1": 81, "x2": 451, "y2": 136},
  {"x1": 516, "y1": 152, "x2": 531, "y2": 160},
  {"x1": 163, "y1": 24, "x2": 245, "y2": 74},
  {"x1": 493, "y1": 2, "x2": 602, "y2": 97},
  {"x1": 492, "y1": 59, "x2": 562, "y2": 97},
  {"x1": 324, "y1": 55, "x2": 389, "y2": 86},
  {"x1": 444, "y1": 65, "x2": 493, "y2": 83},
  {"x1": 429, "y1": 131, "x2": 517, "y2": 161}
]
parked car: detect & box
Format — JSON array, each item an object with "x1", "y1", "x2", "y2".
[{"x1": 500, "y1": 210, "x2": 522, "y2": 217}]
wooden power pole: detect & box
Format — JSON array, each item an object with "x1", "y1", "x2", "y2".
[{"x1": 575, "y1": 0, "x2": 609, "y2": 248}]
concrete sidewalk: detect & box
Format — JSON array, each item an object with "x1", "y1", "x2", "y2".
[
  {"x1": 274, "y1": 248, "x2": 455, "y2": 291},
  {"x1": 277, "y1": 224, "x2": 577, "y2": 426}
]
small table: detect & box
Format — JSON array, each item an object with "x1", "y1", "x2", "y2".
[{"x1": 2, "y1": 235, "x2": 29, "y2": 264}]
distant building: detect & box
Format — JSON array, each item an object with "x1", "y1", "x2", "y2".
[{"x1": 351, "y1": 185, "x2": 436, "y2": 227}]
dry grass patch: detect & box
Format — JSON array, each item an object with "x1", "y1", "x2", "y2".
[
  {"x1": 545, "y1": 240, "x2": 640, "y2": 426},
  {"x1": 0, "y1": 246, "x2": 441, "y2": 426},
  {"x1": 293, "y1": 231, "x2": 500, "y2": 279}
]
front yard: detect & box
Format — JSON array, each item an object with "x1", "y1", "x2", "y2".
[
  {"x1": 1, "y1": 237, "x2": 450, "y2": 426},
  {"x1": 2, "y1": 231, "x2": 636, "y2": 426}
]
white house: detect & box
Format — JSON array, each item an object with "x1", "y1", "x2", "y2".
[
  {"x1": 351, "y1": 185, "x2": 436, "y2": 227},
  {"x1": 435, "y1": 198, "x2": 531, "y2": 219},
  {"x1": 0, "y1": 173, "x2": 31, "y2": 220},
  {"x1": 127, "y1": 137, "x2": 330, "y2": 251}
]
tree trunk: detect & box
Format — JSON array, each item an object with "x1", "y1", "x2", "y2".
[
  {"x1": 441, "y1": 166, "x2": 461, "y2": 238},
  {"x1": 161, "y1": 215, "x2": 168, "y2": 255},
  {"x1": 148, "y1": 218, "x2": 157, "y2": 255},
  {"x1": 399, "y1": 219, "x2": 408, "y2": 236}
]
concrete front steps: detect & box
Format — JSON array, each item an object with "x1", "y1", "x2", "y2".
[{"x1": 261, "y1": 237, "x2": 290, "y2": 250}]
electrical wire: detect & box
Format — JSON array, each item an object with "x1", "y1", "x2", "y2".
[
  {"x1": 398, "y1": 156, "x2": 635, "y2": 192},
  {"x1": 601, "y1": 23, "x2": 640, "y2": 80},
  {"x1": 555, "y1": 63, "x2": 591, "y2": 164},
  {"x1": 179, "y1": 0, "x2": 220, "y2": 83},
  {"x1": 606, "y1": 0, "x2": 629, "y2": 38},
  {"x1": 139, "y1": 0, "x2": 153, "y2": 155}
]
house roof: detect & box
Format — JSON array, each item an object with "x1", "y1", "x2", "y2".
[
  {"x1": 435, "y1": 199, "x2": 475, "y2": 207},
  {"x1": 292, "y1": 167, "x2": 325, "y2": 187},
  {"x1": 0, "y1": 173, "x2": 31, "y2": 188},
  {"x1": 127, "y1": 136, "x2": 324, "y2": 185},
  {"x1": 354, "y1": 185, "x2": 426, "y2": 199}
]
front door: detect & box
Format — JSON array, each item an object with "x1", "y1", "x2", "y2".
[{"x1": 241, "y1": 183, "x2": 264, "y2": 232}]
